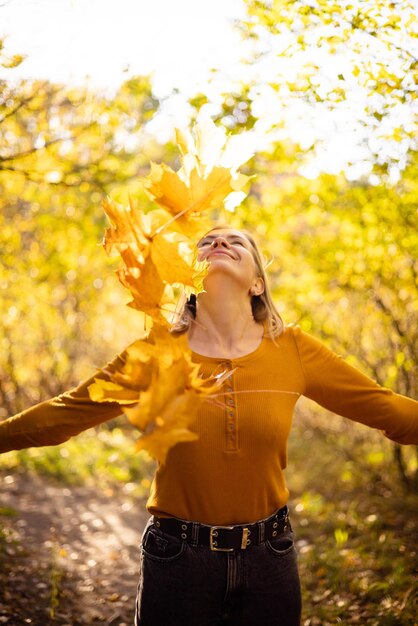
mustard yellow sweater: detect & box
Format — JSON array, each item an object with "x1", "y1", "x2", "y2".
[{"x1": 1, "y1": 325, "x2": 417, "y2": 525}]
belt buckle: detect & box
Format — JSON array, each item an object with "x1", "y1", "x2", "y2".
[{"x1": 209, "y1": 526, "x2": 250, "y2": 552}]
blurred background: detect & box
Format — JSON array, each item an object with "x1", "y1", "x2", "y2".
[{"x1": 0, "y1": 1, "x2": 417, "y2": 624}]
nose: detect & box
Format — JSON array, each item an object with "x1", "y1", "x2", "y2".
[{"x1": 211, "y1": 236, "x2": 230, "y2": 249}]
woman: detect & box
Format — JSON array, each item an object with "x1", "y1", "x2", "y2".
[{"x1": 1, "y1": 227, "x2": 417, "y2": 626}]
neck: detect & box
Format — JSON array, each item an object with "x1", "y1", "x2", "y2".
[{"x1": 188, "y1": 275, "x2": 262, "y2": 353}]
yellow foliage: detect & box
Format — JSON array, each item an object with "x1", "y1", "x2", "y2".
[
  {"x1": 150, "y1": 231, "x2": 205, "y2": 288},
  {"x1": 124, "y1": 358, "x2": 195, "y2": 430},
  {"x1": 117, "y1": 253, "x2": 171, "y2": 324},
  {"x1": 134, "y1": 392, "x2": 200, "y2": 464},
  {"x1": 144, "y1": 115, "x2": 252, "y2": 235},
  {"x1": 144, "y1": 162, "x2": 250, "y2": 232},
  {"x1": 89, "y1": 118, "x2": 252, "y2": 461},
  {"x1": 102, "y1": 117, "x2": 251, "y2": 324},
  {"x1": 94, "y1": 115, "x2": 253, "y2": 462},
  {"x1": 103, "y1": 200, "x2": 207, "y2": 321},
  {"x1": 89, "y1": 323, "x2": 232, "y2": 463},
  {"x1": 88, "y1": 379, "x2": 140, "y2": 404}
]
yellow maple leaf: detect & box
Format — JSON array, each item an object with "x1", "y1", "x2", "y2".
[
  {"x1": 150, "y1": 232, "x2": 207, "y2": 289},
  {"x1": 122, "y1": 353, "x2": 233, "y2": 462},
  {"x1": 135, "y1": 427, "x2": 198, "y2": 464},
  {"x1": 117, "y1": 253, "x2": 172, "y2": 323},
  {"x1": 131, "y1": 210, "x2": 208, "y2": 292},
  {"x1": 133, "y1": 392, "x2": 201, "y2": 463},
  {"x1": 177, "y1": 115, "x2": 254, "y2": 177},
  {"x1": 144, "y1": 162, "x2": 251, "y2": 232},
  {"x1": 88, "y1": 321, "x2": 233, "y2": 462},
  {"x1": 110, "y1": 351, "x2": 154, "y2": 392},
  {"x1": 87, "y1": 379, "x2": 140, "y2": 404},
  {"x1": 175, "y1": 116, "x2": 254, "y2": 215},
  {"x1": 123, "y1": 358, "x2": 190, "y2": 431},
  {"x1": 102, "y1": 196, "x2": 148, "y2": 257},
  {"x1": 144, "y1": 323, "x2": 189, "y2": 367},
  {"x1": 94, "y1": 117, "x2": 255, "y2": 462},
  {"x1": 104, "y1": 202, "x2": 205, "y2": 322},
  {"x1": 88, "y1": 340, "x2": 156, "y2": 404}
]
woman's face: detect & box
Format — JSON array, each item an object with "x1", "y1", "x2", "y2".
[{"x1": 197, "y1": 228, "x2": 263, "y2": 293}]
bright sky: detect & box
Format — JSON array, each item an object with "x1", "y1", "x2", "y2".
[
  {"x1": 1, "y1": 0, "x2": 415, "y2": 178},
  {"x1": 0, "y1": 0, "x2": 246, "y2": 96},
  {"x1": 1, "y1": 0, "x2": 260, "y2": 155}
]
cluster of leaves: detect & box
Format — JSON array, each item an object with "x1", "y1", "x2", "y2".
[
  {"x1": 88, "y1": 325, "x2": 232, "y2": 462},
  {"x1": 88, "y1": 118, "x2": 251, "y2": 461}
]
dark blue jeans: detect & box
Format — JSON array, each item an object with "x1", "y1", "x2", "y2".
[{"x1": 134, "y1": 517, "x2": 302, "y2": 626}]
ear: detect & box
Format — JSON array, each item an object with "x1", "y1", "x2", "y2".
[{"x1": 249, "y1": 277, "x2": 264, "y2": 296}]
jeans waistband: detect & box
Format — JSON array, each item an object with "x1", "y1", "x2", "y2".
[{"x1": 152, "y1": 506, "x2": 291, "y2": 551}]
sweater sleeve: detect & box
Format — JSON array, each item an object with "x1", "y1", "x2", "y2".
[
  {"x1": 291, "y1": 325, "x2": 418, "y2": 445},
  {"x1": 0, "y1": 350, "x2": 129, "y2": 453}
]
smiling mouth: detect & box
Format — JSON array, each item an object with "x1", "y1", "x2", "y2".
[{"x1": 208, "y1": 250, "x2": 235, "y2": 260}]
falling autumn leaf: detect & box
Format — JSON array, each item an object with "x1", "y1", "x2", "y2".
[
  {"x1": 150, "y1": 231, "x2": 205, "y2": 288},
  {"x1": 100, "y1": 117, "x2": 252, "y2": 327},
  {"x1": 117, "y1": 253, "x2": 170, "y2": 322},
  {"x1": 144, "y1": 162, "x2": 251, "y2": 234},
  {"x1": 102, "y1": 196, "x2": 149, "y2": 257},
  {"x1": 177, "y1": 113, "x2": 254, "y2": 174},
  {"x1": 88, "y1": 323, "x2": 233, "y2": 463},
  {"x1": 134, "y1": 392, "x2": 201, "y2": 463},
  {"x1": 87, "y1": 379, "x2": 140, "y2": 405},
  {"x1": 89, "y1": 117, "x2": 253, "y2": 461},
  {"x1": 142, "y1": 323, "x2": 190, "y2": 367},
  {"x1": 123, "y1": 358, "x2": 193, "y2": 431},
  {"x1": 103, "y1": 199, "x2": 207, "y2": 320}
]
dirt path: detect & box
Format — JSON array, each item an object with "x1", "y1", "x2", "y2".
[{"x1": 0, "y1": 472, "x2": 149, "y2": 625}]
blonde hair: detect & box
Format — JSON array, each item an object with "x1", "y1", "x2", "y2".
[{"x1": 171, "y1": 226, "x2": 285, "y2": 338}]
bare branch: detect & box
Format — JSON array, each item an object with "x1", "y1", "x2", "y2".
[
  {"x1": 0, "y1": 136, "x2": 68, "y2": 162},
  {"x1": 0, "y1": 81, "x2": 52, "y2": 124}
]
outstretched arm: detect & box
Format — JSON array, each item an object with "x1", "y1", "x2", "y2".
[
  {"x1": 291, "y1": 325, "x2": 418, "y2": 445},
  {"x1": 0, "y1": 351, "x2": 128, "y2": 453}
]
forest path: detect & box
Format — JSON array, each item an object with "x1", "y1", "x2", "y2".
[{"x1": 0, "y1": 472, "x2": 149, "y2": 625}]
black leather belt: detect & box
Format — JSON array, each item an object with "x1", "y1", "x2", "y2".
[{"x1": 152, "y1": 506, "x2": 291, "y2": 552}]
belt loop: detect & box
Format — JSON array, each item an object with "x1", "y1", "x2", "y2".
[
  {"x1": 191, "y1": 522, "x2": 199, "y2": 547},
  {"x1": 257, "y1": 520, "x2": 265, "y2": 543}
]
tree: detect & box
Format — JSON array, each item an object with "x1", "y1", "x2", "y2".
[
  {"x1": 0, "y1": 44, "x2": 166, "y2": 416},
  {"x1": 230, "y1": 140, "x2": 418, "y2": 489},
  {"x1": 216, "y1": 0, "x2": 418, "y2": 176}
]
